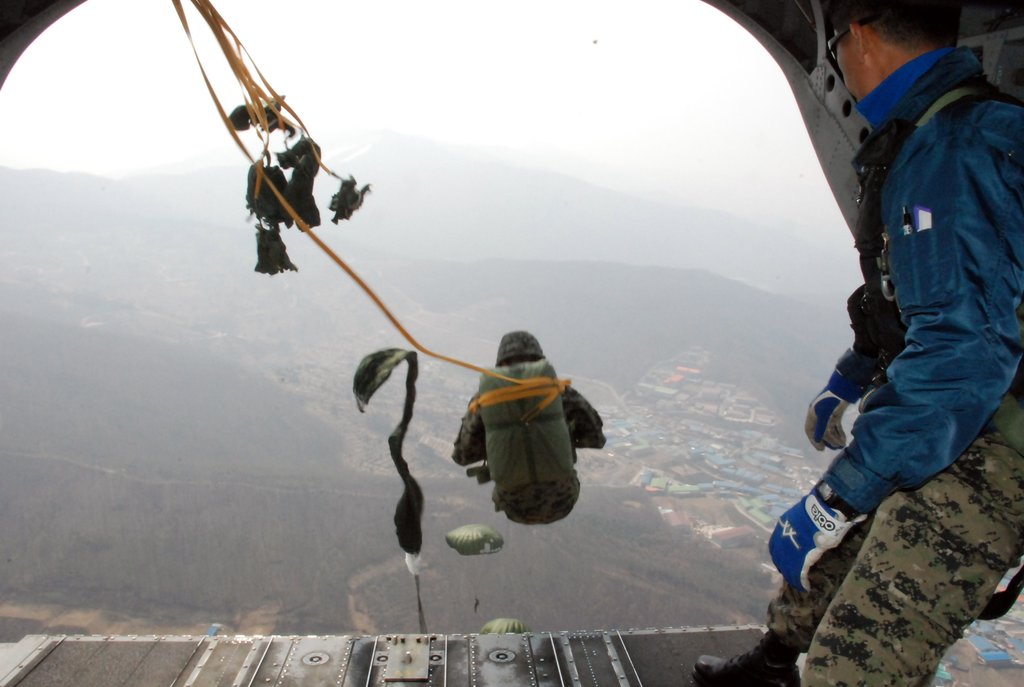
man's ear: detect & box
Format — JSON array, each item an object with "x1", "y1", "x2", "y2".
[{"x1": 848, "y1": 21, "x2": 872, "y2": 58}]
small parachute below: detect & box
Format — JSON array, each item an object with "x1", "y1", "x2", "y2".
[
  {"x1": 480, "y1": 618, "x2": 530, "y2": 634},
  {"x1": 445, "y1": 524, "x2": 504, "y2": 556}
]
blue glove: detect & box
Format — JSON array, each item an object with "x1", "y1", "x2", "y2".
[
  {"x1": 769, "y1": 485, "x2": 866, "y2": 592},
  {"x1": 804, "y1": 369, "x2": 863, "y2": 450}
]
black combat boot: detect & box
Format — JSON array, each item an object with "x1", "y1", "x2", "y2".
[{"x1": 692, "y1": 631, "x2": 799, "y2": 686}]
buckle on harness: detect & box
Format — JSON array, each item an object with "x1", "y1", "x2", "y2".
[
  {"x1": 879, "y1": 233, "x2": 896, "y2": 302},
  {"x1": 880, "y1": 273, "x2": 896, "y2": 302}
]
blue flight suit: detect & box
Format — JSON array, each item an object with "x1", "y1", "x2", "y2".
[{"x1": 770, "y1": 47, "x2": 1024, "y2": 686}]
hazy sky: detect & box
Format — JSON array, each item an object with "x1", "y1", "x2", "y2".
[{"x1": 0, "y1": 0, "x2": 852, "y2": 250}]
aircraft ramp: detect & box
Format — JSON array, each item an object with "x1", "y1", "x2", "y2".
[{"x1": 0, "y1": 626, "x2": 764, "y2": 687}]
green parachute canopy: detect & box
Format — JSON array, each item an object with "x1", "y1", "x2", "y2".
[
  {"x1": 480, "y1": 618, "x2": 530, "y2": 634},
  {"x1": 444, "y1": 524, "x2": 504, "y2": 556}
]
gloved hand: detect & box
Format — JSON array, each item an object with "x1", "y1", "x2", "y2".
[
  {"x1": 769, "y1": 485, "x2": 866, "y2": 592},
  {"x1": 804, "y1": 369, "x2": 863, "y2": 450}
]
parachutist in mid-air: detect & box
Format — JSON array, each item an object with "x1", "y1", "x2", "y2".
[{"x1": 452, "y1": 331, "x2": 606, "y2": 524}]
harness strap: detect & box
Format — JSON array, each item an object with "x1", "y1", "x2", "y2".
[
  {"x1": 470, "y1": 377, "x2": 573, "y2": 422},
  {"x1": 915, "y1": 84, "x2": 994, "y2": 127}
]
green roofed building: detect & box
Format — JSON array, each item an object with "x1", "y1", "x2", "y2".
[
  {"x1": 668, "y1": 484, "x2": 700, "y2": 495},
  {"x1": 648, "y1": 477, "x2": 669, "y2": 491}
]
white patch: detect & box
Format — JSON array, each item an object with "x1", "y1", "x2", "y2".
[
  {"x1": 915, "y1": 206, "x2": 933, "y2": 232},
  {"x1": 405, "y1": 552, "x2": 422, "y2": 576},
  {"x1": 780, "y1": 518, "x2": 801, "y2": 550}
]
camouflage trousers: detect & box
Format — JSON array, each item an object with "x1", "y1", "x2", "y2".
[
  {"x1": 493, "y1": 474, "x2": 580, "y2": 525},
  {"x1": 767, "y1": 431, "x2": 1024, "y2": 686}
]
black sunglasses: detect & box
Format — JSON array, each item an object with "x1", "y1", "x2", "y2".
[{"x1": 828, "y1": 14, "x2": 881, "y2": 61}]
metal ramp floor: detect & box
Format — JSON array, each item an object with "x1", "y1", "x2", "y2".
[{"x1": 0, "y1": 626, "x2": 764, "y2": 687}]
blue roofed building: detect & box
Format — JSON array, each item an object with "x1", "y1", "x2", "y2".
[{"x1": 968, "y1": 635, "x2": 1015, "y2": 667}]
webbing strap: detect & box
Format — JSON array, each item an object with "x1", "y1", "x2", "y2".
[
  {"x1": 469, "y1": 377, "x2": 573, "y2": 422},
  {"x1": 916, "y1": 84, "x2": 993, "y2": 127},
  {"x1": 414, "y1": 574, "x2": 428, "y2": 633}
]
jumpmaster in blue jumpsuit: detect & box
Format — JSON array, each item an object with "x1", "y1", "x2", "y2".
[
  {"x1": 824, "y1": 46, "x2": 1024, "y2": 513},
  {"x1": 765, "y1": 46, "x2": 1024, "y2": 685}
]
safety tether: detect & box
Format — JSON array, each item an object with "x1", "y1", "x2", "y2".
[{"x1": 171, "y1": 0, "x2": 568, "y2": 414}]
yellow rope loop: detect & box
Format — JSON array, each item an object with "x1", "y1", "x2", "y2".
[
  {"x1": 469, "y1": 377, "x2": 573, "y2": 422},
  {"x1": 174, "y1": 0, "x2": 539, "y2": 395}
]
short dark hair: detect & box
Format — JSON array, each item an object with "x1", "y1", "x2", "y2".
[{"x1": 824, "y1": 1, "x2": 960, "y2": 49}]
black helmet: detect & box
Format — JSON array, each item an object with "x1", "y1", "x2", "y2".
[{"x1": 496, "y1": 331, "x2": 544, "y2": 366}]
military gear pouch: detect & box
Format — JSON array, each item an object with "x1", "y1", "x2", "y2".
[
  {"x1": 467, "y1": 464, "x2": 491, "y2": 484},
  {"x1": 846, "y1": 283, "x2": 903, "y2": 369}
]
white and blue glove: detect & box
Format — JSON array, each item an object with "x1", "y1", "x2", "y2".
[
  {"x1": 804, "y1": 369, "x2": 863, "y2": 450},
  {"x1": 769, "y1": 484, "x2": 866, "y2": 592}
]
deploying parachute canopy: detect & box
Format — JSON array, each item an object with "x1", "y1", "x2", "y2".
[
  {"x1": 445, "y1": 524, "x2": 504, "y2": 556},
  {"x1": 480, "y1": 618, "x2": 530, "y2": 635},
  {"x1": 353, "y1": 349, "x2": 423, "y2": 557}
]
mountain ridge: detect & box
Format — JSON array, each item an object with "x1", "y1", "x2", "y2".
[{"x1": 1, "y1": 130, "x2": 860, "y2": 296}]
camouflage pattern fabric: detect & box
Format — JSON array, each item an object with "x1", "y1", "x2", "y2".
[
  {"x1": 767, "y1": 513, "x2": 873, "y2": 653},
  {"x1": 452, "y1": 385, "x2": 605, "y2": 522},
  {"x1": 767, "y1": 431, "x2": 1024, "y2": 686},
  {"x1": 493, "y1": 475, "x2": 581, "y2": 524},
  {"x1": 563, "y1": 389, "x2": 608, "y2": 452},
  {"x1": 452, "y1": 396, "x2": 488, "y2": 467}
]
